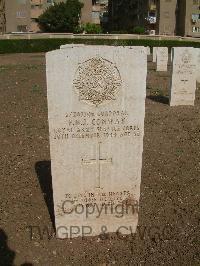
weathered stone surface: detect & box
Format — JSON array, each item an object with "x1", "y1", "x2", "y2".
[
  {"x1": 196, "y1": 48, "x2": 200, "y2": 83},
  {"x1": 156, "y1": 47, "x2": 168, "y2": 72},
  {"x1": 153, "y1": 47, "x2": 158, "y2": 62},
  {"x1": 46, "y1": 46, "x2": 147, "y2": 238},
  {"x1": 170, "y1": 47, "x2": 197, "y2": 106}
]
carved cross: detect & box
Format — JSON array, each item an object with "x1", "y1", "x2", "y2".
[{"x1": 81, "y1": 142, "x2": 112, "y2": 188}]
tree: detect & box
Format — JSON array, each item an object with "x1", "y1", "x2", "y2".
[
  {"x1": 37, "y1": 0, "x2": 83, "y2": 33},
  {"x1": 108, "y1": 0, "x2": 144, "y2": 32}
]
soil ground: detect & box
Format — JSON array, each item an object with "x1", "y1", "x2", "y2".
[{"x1": 0, "y1": 53, "x2": 199, "y2": 266}]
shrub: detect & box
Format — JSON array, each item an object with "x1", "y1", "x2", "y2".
[
  {"x1": 74, "y1": 25, "x2": 84, "y2": 34},
  {"x1": 131, "y1": 26, "x2": 145, "y2": 34},
  {"x1": 83, "y1": 23, "x2": 102, "y2": 34},
  {"x1": 0, "y1": 38, "x2": 200, "y2": 54}
]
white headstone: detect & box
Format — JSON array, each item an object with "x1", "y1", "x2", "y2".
[
  {"x1": 196, "y1": 48, "x2": 200, "y2": 83},
  {"x1": 170, "y1": 49, "x2": 173, "y2": 62},
  {"x1": 46, "y1": 46, "x2": 147, "y2": 238},
  {"x1": 153, "y1": 47, "x2": 158, "y2": 62},
  {"x1": 156, "y1": 47, "x2": 168, "y2": 72},
  {"x1": 170, "y1": 47, "x2": 197, "y2": 106}
]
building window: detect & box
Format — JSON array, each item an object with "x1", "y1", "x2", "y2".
[
  {"x1": 16, "y1": 11, "x2": 26, "y2": 18},
  {"x1": 192, "y1": 26, "x2": 200, "y2": 32},
  {"x1": 192, "y1": 13, "x2": 200, "y2": 22},
  {"x1": 92, "y1": 11, "x2": 100, "y2": 19},
  {"x1": 147, "y1": 11, "x2": 157, "y2": 24},
  {"x1": 17, "y1": 25, "x2": 27, "y2": 32}
]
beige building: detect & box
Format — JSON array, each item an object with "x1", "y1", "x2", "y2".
[
  {"x1": 177, "y1": 0, "x2": 200, "y2": 37},
  {"x1": 1, "y1": 0, "x2": 106, "y2": 33},
  {"x1": 81, "y1": 0, "x2": 108, "y2": 25},
  {"x1": 80, "y1": 0, "x2": 92, "y2": 24},
  {"x1": 146, "y1": 0, "x2": 177, "y2": 35},
  {"x1": 146, "y1": 0, "x2": 200, "y2": 37},
  {"x1": 1, "y1": 0, "x2": 199, "y2": 36},
  {"x1": 2, "y1": 0, "x2": 54, "y2": 33},
  {"x1": 5, "y1": 0, "x2": 31, "y2": 32},
  {"x1": 157, "y1": 0, "x2": 177, "y2": 35}
]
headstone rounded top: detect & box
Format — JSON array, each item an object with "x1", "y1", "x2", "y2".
[{"x1": 73, "y1": 57, "x2": 122, "y2": 107}]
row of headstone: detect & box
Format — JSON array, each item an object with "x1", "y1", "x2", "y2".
[
  {"x1": 152, "y1": 46, "x2": 199, "y2": 106},
  {"x1": 156, "y1": 47, "x2": 168, "y2": 72},
  {"x1": 46, "y1": 44, "x2": 199, "y2": 238},
  {"x1": 152, "y1": 47, "x2": 169, "y2": 71}
]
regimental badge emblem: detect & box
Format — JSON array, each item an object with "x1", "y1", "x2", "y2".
[{"x1": 73, "y1": 57, "x2": 122, "y2": 106}]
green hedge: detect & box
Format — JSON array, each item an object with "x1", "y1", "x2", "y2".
[{"x1": 0, "y1": 38, "x2": 200, "y2": 54}]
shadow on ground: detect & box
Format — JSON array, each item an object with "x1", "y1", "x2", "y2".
[
  {"x1": 35, "y1": 161, "x2": 55, "y2": 229},
  {"x1": 147, "y1": 95, "x2": 169, "y2": 105},
  {"x1": 0, "y1": 229, "x2": 33, "y2": 266},
  {"x1": 0, "y1": 229, "x2": 15, "y2": 266}
]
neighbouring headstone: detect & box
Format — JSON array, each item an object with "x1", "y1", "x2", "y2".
[
  {"x1": 170, "y1": 51, "x2": 173, "y2": 62},
  {"x1": 153, "y1": 47, "x2": 158, "y2": 62},
  {"x1": 156, "y1": 47, "x2": 168, "y2": 72},
  {"x1": 46, "y1": 46, "x2": 147, "y2": 238},
  {"x1": 170, "y1": 47, "x2": 197, "y2": 106},
  {"x1": 196, "y1": 48, "x2": 200, "y2": 83}
]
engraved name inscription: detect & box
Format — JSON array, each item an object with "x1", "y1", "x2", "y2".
[{"x1": 51, "y1": 110, "x2": 141, "y2": 140}]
